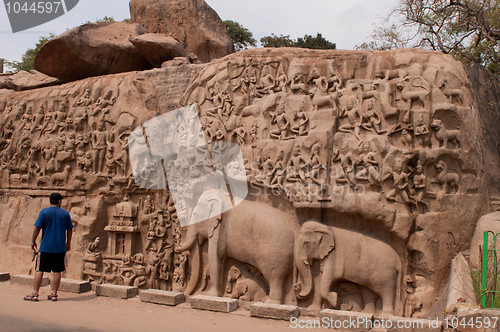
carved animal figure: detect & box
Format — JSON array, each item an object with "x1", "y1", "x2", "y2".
[
  {"x1": 310, "y1": 86, "x2": 334, "y2": 111},
  {"x1": 294, "y1": 221, "x2": 402, "y2": 315},
  {"x1": 36, "y1": 175, "x2": 50, "y2": 186},
  {"x1": 431, "y1": 119, "x2": 460, "y2": 149},
  {"x1": 50, "y1": 165, "x2": 71, "y2": 186},
  {"x1": 396, "y1": 76, "x2": 430, "y2": 109},
  {"x1": 439, "y1": 78, "x2": 463, "y2": 104},
  {"x1": 224, "y1": 266, "x2": 267, "y2": 302},
  {"x1": 175, "y1": 189, "x2": 297, "y2": 304},
  {"x1": 432, "y1": 160, "x2": 459, "y2": 194}
]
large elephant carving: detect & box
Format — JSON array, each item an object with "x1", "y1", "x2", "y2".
[
  {"x1": 294, "y1": 221, "x2": 402, "y2": 315},
  {"x1": 175, "y1": 189, "x2": 297, "y2": 303}
]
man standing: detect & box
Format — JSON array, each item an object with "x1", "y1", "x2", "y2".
[{"x1": 24, "y1": 193, "x2": 73, "y2": 302}]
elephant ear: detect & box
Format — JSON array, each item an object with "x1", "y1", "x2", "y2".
[
  {"x1": 206, "y1": 197, "x2": 223, "y2": 238},
  {"x1": 316, "y1": 230, "x2": 335, "y2": 260}
]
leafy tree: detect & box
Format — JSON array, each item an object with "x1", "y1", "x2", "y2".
[
  {"x1": 295, "y1": 33, "x2": 336, "y2": 49},
  {"x1": 260, "y1": 34, "x2": 295, "y2": 48},
  {"x1": 9, "y1": 33, "x2": 55, "y2": 72},
  {"x1": 224, "y1": 20, "x2": 257, "y2": 51},
  {"x1": 260, "y1": 33, "x2": 336, "y2": 49},
  {"x1": 358, "y1": 0, "x2": 499, "y2": 73}
]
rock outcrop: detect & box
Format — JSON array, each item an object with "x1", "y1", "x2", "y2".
[
  {"x1": 34, "y1": 22, "x2": 151, "y2": 81},
  {"x1": 0, "y1": 48, "x2": 498, "y2": 319},
  {"x1": 129, "y1": 0, "x2": 234, "y2": 63},
  {"x1": 0, "y1": 70, "x2": 61, "y2": 91},
  {"x1": 129, "y1": 33, "x2": 189, "y2": 68}
]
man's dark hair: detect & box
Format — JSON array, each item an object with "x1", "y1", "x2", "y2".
[{"x1": 49, "y1": 193, "x2": 63, "y2": 205}]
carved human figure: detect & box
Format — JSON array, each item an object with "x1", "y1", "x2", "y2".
[
  {"x1": 74, "y1": 88, "x2": 92, "y2": 107},
  {"x1": 411, "y1": 160, "x2": 429, "y2": 209},
  {"x1": 355, "y1": 142, "x2": 381, "y2": 186},
  {"x1": 383, "y1": 158, "x2": 414, "y2": 205},
  {"x1": 256, "y1": 65, "x2": 275, "y2": 97},
  {"x1": 91, "y1": 122, "x2": 109, "y2": 173},
  {"x1": 289, "y1": 73, "x2": 308, "y2": 94},
  {"x1": 361, "y1": 99, "x2": 386, "y2": 134},
  {"x1": 274, "y1": 66, "x2": 288, "y2": 92},
  {"x1": 308, "y1": 143, "x2": 324, "y2": 186},
  {"x1": 291, "y1": 102, "x2": 309, "y2": 136},
  {"x1": 269, "y1": 150, "x2": 286, "y2": 188},
  {"x1": 270, "y1": 105, "x2": 291, "y2": 140},
  {"x1": 338, "y1": 97, "x2": 362, "y2": 140},
  {"x1": 286, "y1": 144, "x2": 307, "y2": 183},
  {"x1": 389, "y1": 111, "x2": 414, "y2": 148},
  {"x1": 414, "y1": 114, "x2": 430, "y2": 148},
  {"x1": 233, "y1": 119, "x2": 246, "y2": 146}
]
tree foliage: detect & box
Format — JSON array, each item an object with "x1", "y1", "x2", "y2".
[
  {"x1": 358, "y1": 0, "x2": 500, "y2": 73},
  {"x1": 224, "y1": 20, "x2": 257, "y2": 51},
  {"x1": 8, "y1": 33, "x2": 55, "y2": 72},
  {"x1": 260, "y1": 33, "x2": 336, "y2": 49}
]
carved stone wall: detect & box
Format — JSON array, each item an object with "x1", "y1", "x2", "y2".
[{"x1": 0, "y1": 48, "x2": 497, "y2": 318}]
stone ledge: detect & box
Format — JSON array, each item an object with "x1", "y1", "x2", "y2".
[
  {"x1": 59, "y1": 279, "x2": 91, "y2": 293},
  {"x1": 139, "y1": 289, "x2": 185, "y2": 306},
  {"x1": 320, "y1": 309, "x2": 373, "y2": 331},
  {"x1": 250, "y1": 302, "x2": 299, "y2": 320},
  {"x1": 10, "y1": 274, "x2": 49, "y2": 287},
  {"x1": 190, "y1": 295, "x2": 238, "y2": 313},
  {"x1": 95, "y1": 284, "x2": 138, "y2": 299},
  {"x1": 0, "y1": 273, "x2": 10, "y2": 281}
]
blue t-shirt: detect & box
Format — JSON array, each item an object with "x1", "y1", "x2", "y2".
[{"x1": 34, "y1": 207, "x2": 73, "y2": 253}]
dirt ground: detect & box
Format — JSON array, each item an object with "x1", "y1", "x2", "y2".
[{"x1": 0, "y1": 281, "x2": 326, "y2": 332}]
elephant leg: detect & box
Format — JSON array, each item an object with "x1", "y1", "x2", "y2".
[
  {"x1": 379, "y1": 287, "x2": 395, "y2": 315},
  {"x1": 207, "y1": 239, "x2": 223, "y2": 297},
  {"x1": 265, "y1": 277, "x2": 284, "y2": 304},
  {"x1": 319, "y1": 264, "x2": 339, "y2": 308},
  {"x1": 361, "y1": 287, "x2": 377, "y2": 313}
]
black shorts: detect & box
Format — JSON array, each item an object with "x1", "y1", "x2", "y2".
[{"x1": 35, "y1": 252, "x2": 66, "y2": 273}]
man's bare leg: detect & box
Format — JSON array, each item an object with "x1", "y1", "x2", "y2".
[
  {"x1": 33, "y1": 271, "x2": 44, "y2": 295},
  {"x1": 51, "y1": 272, "x2": 61, "y2": 296}
]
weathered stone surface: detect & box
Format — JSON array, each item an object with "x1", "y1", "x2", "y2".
[
  {"x1": 129, "y1": 0, "x2": 233, "y2": 63},
  {"x1": 0, "y1": 70, "x2": 61, "y2": 91},
  {"x1": 0, "y1": 273, "x2": 10, "y2": 281},
  {"x1": 470, "y1": 212, "x2": 500, "y2": 269},
  {"x1": 95, "y1": 284, "x2": 138, "y2": 299},
  {"x1": 190, "y1": 295, "x2": 238, "y2": 313},
  {"x1": 10, "y1": 274, "x2": 49, "y2": 287},
  {"x1": 34, "y1": 22, "x2": 151, "y2": 81},
  {"x1": 320, "y1": 309, "x2": 372, "y2": 331},
  {"x1": 139, "y1": 289, "x2": 185, "y2": 305},
  {"x1": 129, "y1": 34, "x2": 188, "y2": 68},
  {"x1": 0, "y1": 48, "x2": 498, "y2": 321},
  {"x1": 59, "y1": 278, "x2": 91, "y2": 293},
  {"x1": 456, "y1": 307, "x2": 500, "y2": 332},
  {"x1": 446, "y1": 253, "x2": 477, "y2": 308},
  {"x1": 250, "y1": 302, "x2": 299, "y2": 320}
]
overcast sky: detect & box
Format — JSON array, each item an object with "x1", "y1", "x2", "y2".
[{"x1": 0, "y1": 0, "x2": 398, "y2": 63}]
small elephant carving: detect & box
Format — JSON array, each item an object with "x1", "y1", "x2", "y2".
[{"x1": 225, "y1": 266, "x2": 267, "y2": 302}]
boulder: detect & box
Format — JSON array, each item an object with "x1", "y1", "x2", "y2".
[
  {"x1": 129, "y1": 33, "x2": 188, "y2": 68},
  {"x1": 0, "y1": 70, "x2": 61, "y2": 91},
  {"x1": 129, "y1": 0, "x2": 234, "y2": 63},
  {"x1": 34, "y1": 22, "x2": 151, "y2": 81}
]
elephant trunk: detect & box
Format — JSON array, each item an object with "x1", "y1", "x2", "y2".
[
  {"x1": 184, "y1": 241, "x2": 200, "y2": 295},
  {"x1": 293, "y1": 236, "x2": 313, "y2": 299},
  {"x1": 175, "y1": 234, "x2": 197, "y2": 252}
]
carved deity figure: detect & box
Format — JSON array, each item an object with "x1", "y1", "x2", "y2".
[
  {"x1": 383, "y1": 158, "x2": 414, "y2": 205},
  {"x1": 286, "y1": 144, "x2": 308, "y2": 183},
  {"x1": 355, "y1": 142, "x2": 381, "y2": 186},
  {"x1": 270, "y1": 105, "x2": 291, "y2": 140}
]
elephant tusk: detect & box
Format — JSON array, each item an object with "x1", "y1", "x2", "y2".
[{"x1": 303, "y1": 259, "x2": 310, "y2": 266}]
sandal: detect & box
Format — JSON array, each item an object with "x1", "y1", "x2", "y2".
[
  {"x1": 47, "y1": 294, "x2": 58, "y2": 301},
  {"x1": 24, "y1": 294, "x2": 39, "y2": 302}
]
